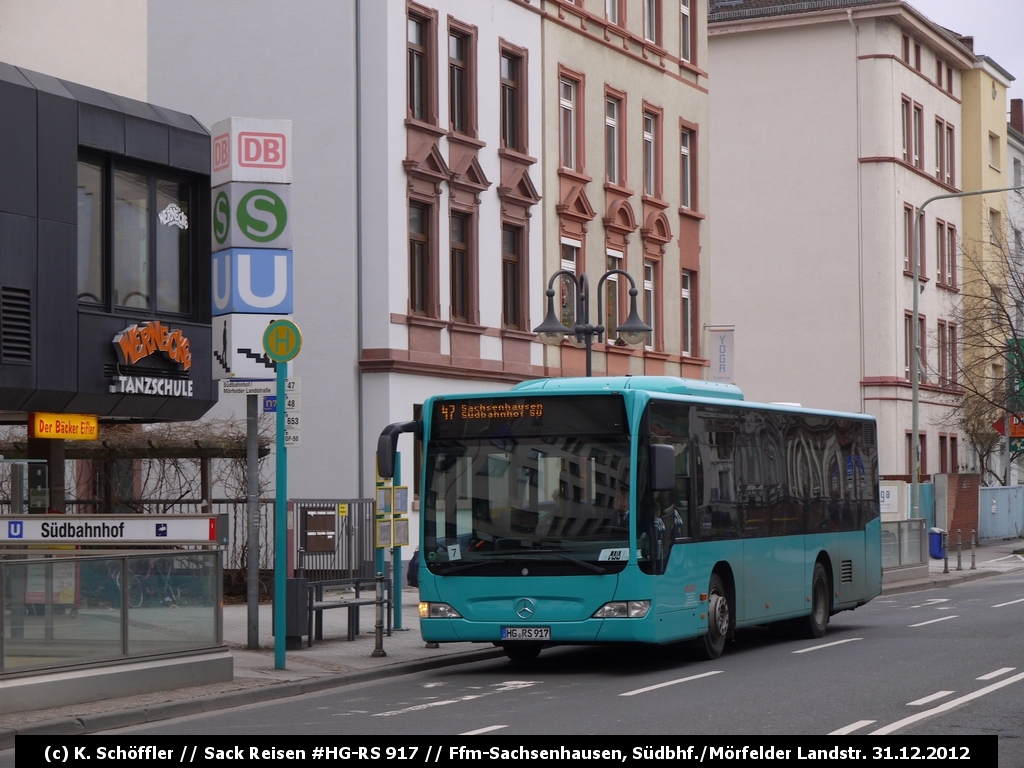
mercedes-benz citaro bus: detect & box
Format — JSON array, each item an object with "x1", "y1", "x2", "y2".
[{"x1": 377, "y1": 377, "x2": 882, "y2": 663}]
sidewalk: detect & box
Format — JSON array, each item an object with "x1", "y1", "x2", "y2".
[{"x1": 2, "y1": 537, "x2": 1022, "y2": 745}]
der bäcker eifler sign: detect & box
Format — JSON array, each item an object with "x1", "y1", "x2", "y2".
[{"x1": 0, "y1": 516, "x2": 219, "y2": 544}]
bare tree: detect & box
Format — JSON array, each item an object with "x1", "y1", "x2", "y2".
[{"x1": 944, "y1": 193, "x2": 1024, "y2": 485}]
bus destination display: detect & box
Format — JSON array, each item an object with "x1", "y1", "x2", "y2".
[{"x1": 432, "y1": 395, "x2": 627, "y2": 440}]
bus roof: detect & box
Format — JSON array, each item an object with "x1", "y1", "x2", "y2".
[{"x1": 511, "y1": 376, "x2": 745, "y2": 401}]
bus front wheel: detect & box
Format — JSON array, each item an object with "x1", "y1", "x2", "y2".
[
  {"x1": 700, "y1": 573, "x2": 729, "y2": 660},
  {"x1": 503, "y1": 642, "x2": 543, "y2": 663},
  {"x1": 805, "y1": 563, "x2": 829, "y2": 638}
]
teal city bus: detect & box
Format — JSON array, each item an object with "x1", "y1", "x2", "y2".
[{"x1": 377, "y1": 376, "x2": 882, "y2": 662}]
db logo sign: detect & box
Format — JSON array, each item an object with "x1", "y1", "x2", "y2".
[
  {"x1": 239, "y1": 132, "x2": 287, "y2": 169},
  {"x1": 213, "y1": 133, "x2": 230, "y2": 172}
]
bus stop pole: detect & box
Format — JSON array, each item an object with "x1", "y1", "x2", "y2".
[
  {"x1": 274, "y1": 361, "x2": 288, "y2": 670},
  {"x1": 393, "y1": 458, "x2": 402, "y2": 631}
]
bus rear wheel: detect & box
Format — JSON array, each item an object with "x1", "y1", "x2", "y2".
[
  {"x1": 503, "y1": 642, "x2": 542, "y2": 663},
  {"x1": 700, "y1": 573, "x2": 729, "y2": 660},
  {"x1": 804, "y1": 563, "x2": 829, "y2": 639}
]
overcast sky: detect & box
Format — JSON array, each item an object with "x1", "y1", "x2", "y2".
[{"x1": 911, "y1": 0, "x2": 1023, "y2": 109}]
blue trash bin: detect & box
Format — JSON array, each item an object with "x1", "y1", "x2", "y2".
[{"x1": 929, "y1": 528, "x2": 946, "y2": 559}]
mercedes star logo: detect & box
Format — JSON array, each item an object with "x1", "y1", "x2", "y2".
[{"x1": 515, "y1": 598, "x2": 536, "y2": 619}]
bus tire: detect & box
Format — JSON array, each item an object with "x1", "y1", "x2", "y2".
[
  {"x1": 700, "y1": 573, "x2": 729, "y2": 660},
  {"x1": 503, "y1": 642, "x2": 542, "y2": 663},
  {"x1": 805, "y1": 563, "x2": 829, "y2": 639}
]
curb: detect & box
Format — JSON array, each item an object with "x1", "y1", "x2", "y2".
[
  {"x1": 0, "y1": 646, "x2": 506, "y2": 749},
  {"x1": 881, "y1": 566, "x2": 1018, "y2": 596}
]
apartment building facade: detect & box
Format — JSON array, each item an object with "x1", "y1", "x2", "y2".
[
  {"x1": 708, "y1": 0, "x2": 973, "y2": 479},
  {"x1": 539, "y1": 0, "x2": 711, "y2": 378},
  {"x1": 146, "y1": 1, "x2": 544, "y2": 501}
]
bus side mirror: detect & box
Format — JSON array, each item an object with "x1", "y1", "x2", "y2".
[
  {"x1": 377, "y1": 421, "x2": 421, "y2": 479},
  {"x1": 650, "y1": 443, "x2": 675, "y2": 492}
]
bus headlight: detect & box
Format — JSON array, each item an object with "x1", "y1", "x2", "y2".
[
  {"x1": 419, "y1": 602, "x2": 462, "y2": 619},
  {"x1": 592, "y1": 600, "x2": 650, "y2": 618}
]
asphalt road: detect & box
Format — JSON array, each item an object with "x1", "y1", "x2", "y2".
[{"x1": 98, "y1": 573, "x2": 1024, "y2": 759}]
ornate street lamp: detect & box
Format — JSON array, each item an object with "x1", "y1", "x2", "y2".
[{"x1": 534, "y1": 269, "x2": 651, "y2": 376}]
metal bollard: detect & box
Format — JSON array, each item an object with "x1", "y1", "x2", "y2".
[
  {"x1": 956, "y1": 529, "x2": 963, "y2": 571},
  {"x1": 371, "y1": 572, "x2": 387, "y2": 658},
  {"x1": 943, "y1": 531, "x2": 949, "y2": 574},
  {"x1": 970, "y1": 529, "x2": 977, "y2": 570}
]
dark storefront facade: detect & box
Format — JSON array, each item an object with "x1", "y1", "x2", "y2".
[{"x1": 0, "y1": 61, "x2": 216, "y2": 505}]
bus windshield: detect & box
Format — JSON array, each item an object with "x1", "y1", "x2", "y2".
[{"x1": 422, "y1": 394, "x2": 631, "y2": 576}]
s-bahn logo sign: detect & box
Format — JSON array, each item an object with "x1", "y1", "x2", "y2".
[
  {"x1": 110, "y1": 321, "x2": 194, "y2": 397},
  {"x1": 211, "y1": 183, "x2": 291, "y2": 250}
]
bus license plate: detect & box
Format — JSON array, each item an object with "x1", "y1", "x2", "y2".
[{"x1": 501, "y1": 627, "x2": 549, "y2": 640}]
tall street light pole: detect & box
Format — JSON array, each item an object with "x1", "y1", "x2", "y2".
[
  {"x1": 534, "y1": 269, "x2": 651, "y2": 375},
  {"x1": 911, "y1": 184, "x2": 1024, "y2": 522}
]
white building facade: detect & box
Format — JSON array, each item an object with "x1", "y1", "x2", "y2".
[
  {"x1": 147, "y1": 0, "x2": 545, "y2": 503},
  {"x1": 708, "y1": 0, "x2": 973, "y2": 479}
]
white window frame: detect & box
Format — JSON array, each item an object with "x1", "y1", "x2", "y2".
[
  {"x1": 643, "y1": 260, "x2": 655, "y2": 350},
  {"x1": 605, "y1": 0, "x2": 618, "y2": 24},
  {"x1": 680, "y1": 128, "x2": 691, "y2": 209},
  {"x1": 560, "y1": 78, "x2": 576, "y2": 171},
  {"x1": 605, "y1": 249, "x2": 622, "y2": 340},
  {"x1": 680, "y1": 1, "x2": 691, "y2": 63},
  {"x1": 681, "y1": 270, "x2": 692, "y2": 355},
  {"x1": 643, "y1": 0, "x2": 658, "y2": 43},
  {"x1": 560, "y1": 238, "x2": 581, "y2": 328},
  {"x1": 643, "y1": 112, "x2": 656, "y2": 197},
  {"x1": 606, "y1": 98, "x2": 620, "y2": 184}
]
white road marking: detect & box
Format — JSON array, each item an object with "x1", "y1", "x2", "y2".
[
  {"x1": 991, "y1": 597, "x2": 1024, "y2": 608},
  {"x1": 871, "y1": 670, "x2": 1024, "y2": 735},
  {"x1": 990, "y1": 554, "x2": 1018, "y2": 562},
  {"x1": 977, "y1": 667, "x2": 1016, "y2": 680},
  {"x1": 911, "y1": 598, "x2": 950, "y2": 609},
  {"x1": 909, "y1": 615, "x2": 958, "y2": 627},
  {"x1": 907, "y1": 691, "x2": 954, "y2": 706},
  {"x1": 460, "y1": 725, "x2": 508, "y2": 735},
  {"x1": 828, "y1": 720, "x2": 876, "y2": 735},
  {"x1": 619, "y1": 670, "x2": 723, "y2": 697},
  {"x1": 372, "y1": 681, "x2": 538, "y2": 717},
  {"x1": 792, "y1": 638, "x2": 863, "y2": 654}
]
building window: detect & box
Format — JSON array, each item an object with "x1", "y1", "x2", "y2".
[
  {"x1": 904, "y1": 204, "x2": 924, "y2": 274},
  {"x1": 902, "y1": 35, "x2": 910, "y2": 64},
  {"x1": 449, "y1": 30, "x2": 469, "y2": 135},
  {"x1": 605, "y1": 250, "x2": 622, "y2": 339},
  {"x1": 408, "y1": 15, "x2": 430, "y2": 122},
  {"x1": 905, "y1": 313, "x2": 925, "y2": 382},
  {"x1": 1015, "y1": 158, "x2": 1023, "y2": 188},
  {"x1": 936, "y1": 61, "x2": 943, "y2": 89},
  {"x1": 560, "y1": 239, "x2": 580, "y2": 328},
  {"x1": 946, "y1": 224, "x2": 957, "y2": 289},
  {"x1": 450, "y1": 212, "x2": 469, "y2": 321},
  {"x1": 79, "y1": 159, "x2": 196, "y2": 315},
  {"x1": 606, "y1": 0, "x2": 619, "y2": 25},
  {"x1": 605, "y1": 96, "x2": 621, "y2": 184},
  {"x1": 77, "y1": 160, "x2": 105, "y2": 304},
  {"x1": 643, "y1": 0, "x2": 659, "y2": 44},
  {"x1": 409, "y1": 203, "x2": 430, "y2": 314},
  {"x1": 901, "y1": 97, "x2": 911, "y2": 162},
  {"x1": 936, "y1": 219, "x2": 946, "y2": 284},
  {"x1": 643, "y1": 260, "x2": 656, "y2": 350},
  {"x1": 643, "y1": 110, "x2": 659, "y2": 197},
  {"x1": 991, "y1": 209, "x2": 1002, "y2": 245},
  {"x1": 914, "y1": 42, "x2": 921, "y2": 71},
  {"x1": 500, "y1": 51, "x2": 523, "y2": 152},
  {"x1": 680, "y1": 128, "x2": 692, "y2": 209},
  {"x1": 946, "y1": 124, "x2": 955, "y2": 187},
  {"x1": 938, "y1": 320, "x2": 948, "y2": 386},
  {"x1": 935, "y1": 120, "x2": 944, "y2": 181},
  {"x1": 502, "y1": 225, "x2": 523, "y2": 329},
  {"x1": 989, "y1": 133, "x2": 1000, "y2": 169},
  {"x1": 560, "y1": 77, "x2": 577, "y2": 170},
  {"x1": 681, "y1": 270, "x2": 693, "y2": 355},
  {"x1": 912, "y1": 104, "x2": 923, "y2": 169},
  {"x1": 950, "y1": 435, "x2": 958, "y2": 471},
  {"x1": 946, "y1": 66, "x2": 953, "y2": 95},
  {"x1": 680, "y1": 1, "x2": 691, "y2": 63}
]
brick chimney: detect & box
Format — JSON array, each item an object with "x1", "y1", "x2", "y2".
[{"x1": 1012, "y1": 99, "x2": 1024, "y2": 134}]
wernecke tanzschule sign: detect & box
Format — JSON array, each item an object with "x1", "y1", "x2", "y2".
[{"x1": 110, "y1": 320, "x2": 195, "y2": 396}]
